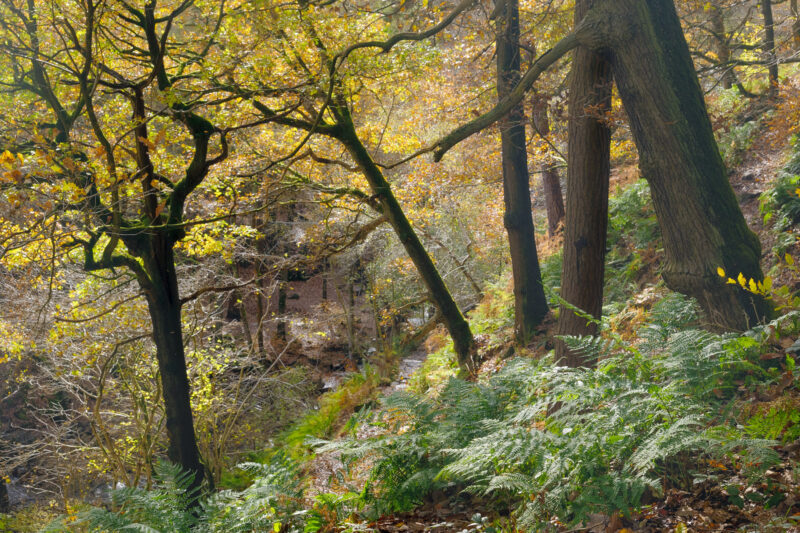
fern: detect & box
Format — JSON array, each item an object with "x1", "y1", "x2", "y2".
[
  {"x1": 43, "y1": 461, "x2": 200, "y2": 533},
  {"x1": 324, "y1": 307, "x2": 797, "y2": 528},
  {"x1": 47, "y1": 455, "x2": 307, "y2": 533}
]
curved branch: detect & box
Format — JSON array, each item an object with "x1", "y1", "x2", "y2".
[
  {"x1": 432, "y1": 29, "x2": 582, "y2": 161},
  {"x1": 335, "y1": 0, "x2": 476, "y2": 61}
]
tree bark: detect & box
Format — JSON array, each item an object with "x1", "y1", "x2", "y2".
[
  {"x1": 332, "y1": 103, "x2": 477, "y2": 375},
  {"x1": 584, "y1": 0, "x2": 771, "y2": 330},
  {"x1": 760, "y1": 0, "x2": 779, "y2": 98},
  {"x1": 555, "y1": 0, "x2": 612, "y2": 367},
  {"x1": 276, "y1": 267, "x2": 288, "y2": 343},
  {"x1": 542, "y1": 168, "x2": 565, "y2": 236},
  {"x1": 532, "y1": 93, "x2": 565, "y2": 236},
  {"x1": 141, "y1": 238, "x2": 204, "y2": 492},
  {"x1": 792, "y1": 0, "x2": 800, "y2": 50},
  {"x1": 427, "y1": 0, "x2": 770, "y2": 333},
  {"x1": 496, "y1": 0, "x2": 549, "y2": 343},
  {"x1": 708, "y1": 2, "x2": 736, "y2": 90},
  {"x1": 0, "y1": 477, "x2": 9, "y2": 513}
]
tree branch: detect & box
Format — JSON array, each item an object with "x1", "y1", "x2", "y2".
[{"x1": 432, "y1": 28, "x2": 581, "y2": 161}]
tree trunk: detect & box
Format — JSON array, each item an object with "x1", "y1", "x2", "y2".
[
  {"x1": 255, "y1": 266, "x2": 267, "y2": 357},
  {"x1": 792, "y1": 0, "x2": 800, "y2": 50},
  {"x1": 532, "y1": 93, "x2": 565, "y2": 236},
  {"x1": 141, "y1": 237, "x2": 204, "y2": 491},
  {"x1": 0, "y1": 477, "x2": 9, "y2": 513},
  {"x1": 542, "y1": 168, "x2": 565, "y2": 236},
  {"x1": 276, "y1": 267, "x2": 288, "y2": 343},
  {"x1": 760, "y1": 0, "x2": 779, "y2": 98},
  {"x1": 708, "y1": 2, "x2": 736, "y2": 90},
  {"x1": 332, "y1": 104, "x2": 477, "y2": 375},
  {"x1": 555, "y1": 0, "x2": 612, "y2": 367},
  {"x1": 322, "y1": 258, "x2": 329, "y2": 301},
  {"x1": 583, "y1": 0, "x2": 771, "y2": 330},
  {"x1": 496, "y1": 0, "x2": 549, "y2": 343}
]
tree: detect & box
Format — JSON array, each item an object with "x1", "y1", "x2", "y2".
[
  {"x1": 0, "y1": 0, "x2": 274, "y2": 492},
  {"x1": 554, "y1": 0, "x2": 612, "y2": 367},
  {"x1": 495, "y1": 0, "x2": 549, "y2": 343},
  {"x1": 0, "y1": 477, "x2": 8, "y2": 513},
  {"x1": 760, "y1": 0, "x2": 779, "y2": 98},
  {"x1": 531, "y1": 92, "x2": 565, "y2": 237},
  {"x1": 434, "y1": 0, "x2": 771, "y2": 332},
  {"x1": 244, "y1": 1, "x2": 481, "y2": 374}
]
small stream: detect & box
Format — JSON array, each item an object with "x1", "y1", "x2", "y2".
[{"x1": 386, "y1": 347, "x2": 427, "y2": 392}]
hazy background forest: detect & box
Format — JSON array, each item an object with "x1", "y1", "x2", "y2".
[{"x1": 1, "y1": 0, "x2": 800, "y2": 531}]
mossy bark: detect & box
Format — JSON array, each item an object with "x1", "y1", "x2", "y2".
[
  {"x1": 496, "y1": 0, "x2": 549, "y2": 343},
  {"x1": 332, "y1": 104, "x2": 477, "y2": 374}
]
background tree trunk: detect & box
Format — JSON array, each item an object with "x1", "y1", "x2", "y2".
[
  {"x1": 496, "y1": 0, "x2": 549, "y2": 343},
  {"x1": 555, "y1": 0, "x2": 612, "y2": 367},
  {"x1": 542, "y1": 168, "x2": 566, "y2": 236},
  {"x1": 0, "y1": 477, "x2": 9, "y2": 513},
  {"x1": 585, "y1": 0, "x2": 771, "y2": 330},
  {"x1": 276, "y1": 267, "x2": 288, "y2": 343},
  {"x1": 761, "y1": 0, "x2": 779, "y2": 98},
  {"x1": 708, "y1": 2, "x2": 736, "y2": 90},
  {"x1": 532, "y1": 93, "x2": 565, "y2": 236}
]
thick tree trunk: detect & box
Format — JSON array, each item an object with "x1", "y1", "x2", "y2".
[
  {"x1": 761, "y1": 0, "x2": 779, "y2": 98},
  {"x1": 142, "y1": 238, "x2": 204, "y2": 491},
  {"x1": 555, "y1": 0, "x2": 612, "y2": 367},
  {"x1": 792, "y1": 0, "x2": 800, "y2": 50},
  {"x1": 333, "y1": 105, "x2": 477, "y2": 374},
  {"x1": 584, "y1": 0, "x2": 771, "y2": 330},
  {"x1": 496, "y1": 0, "x2": 549, "y2": 343},
  {"x1": 532, "y1": 93, "x2": 565, "y2": 236}
]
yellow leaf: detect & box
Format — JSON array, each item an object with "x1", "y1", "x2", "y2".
[
  {"x1": 764, "y1": 277, "x2": 773, "y2": 291},
  {"x1": 717, "y1": 267, "x2": 726, "y2": 278},
  {"x1": 737, "y1": 272, "x2": 747, "y2": 287},
  {"x1": 748, "y1": 278, "x2": 758, "y2": 293},
  {"x1": 0, "y1": 150, "x2": 15, "y2": 166},
  {"x1": 786, "y1": 254, "x2": 794, "y2": 266}
]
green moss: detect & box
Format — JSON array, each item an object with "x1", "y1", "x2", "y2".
[{"x1": 280, "y1": 368, "x2": 380, "y2": 459}]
